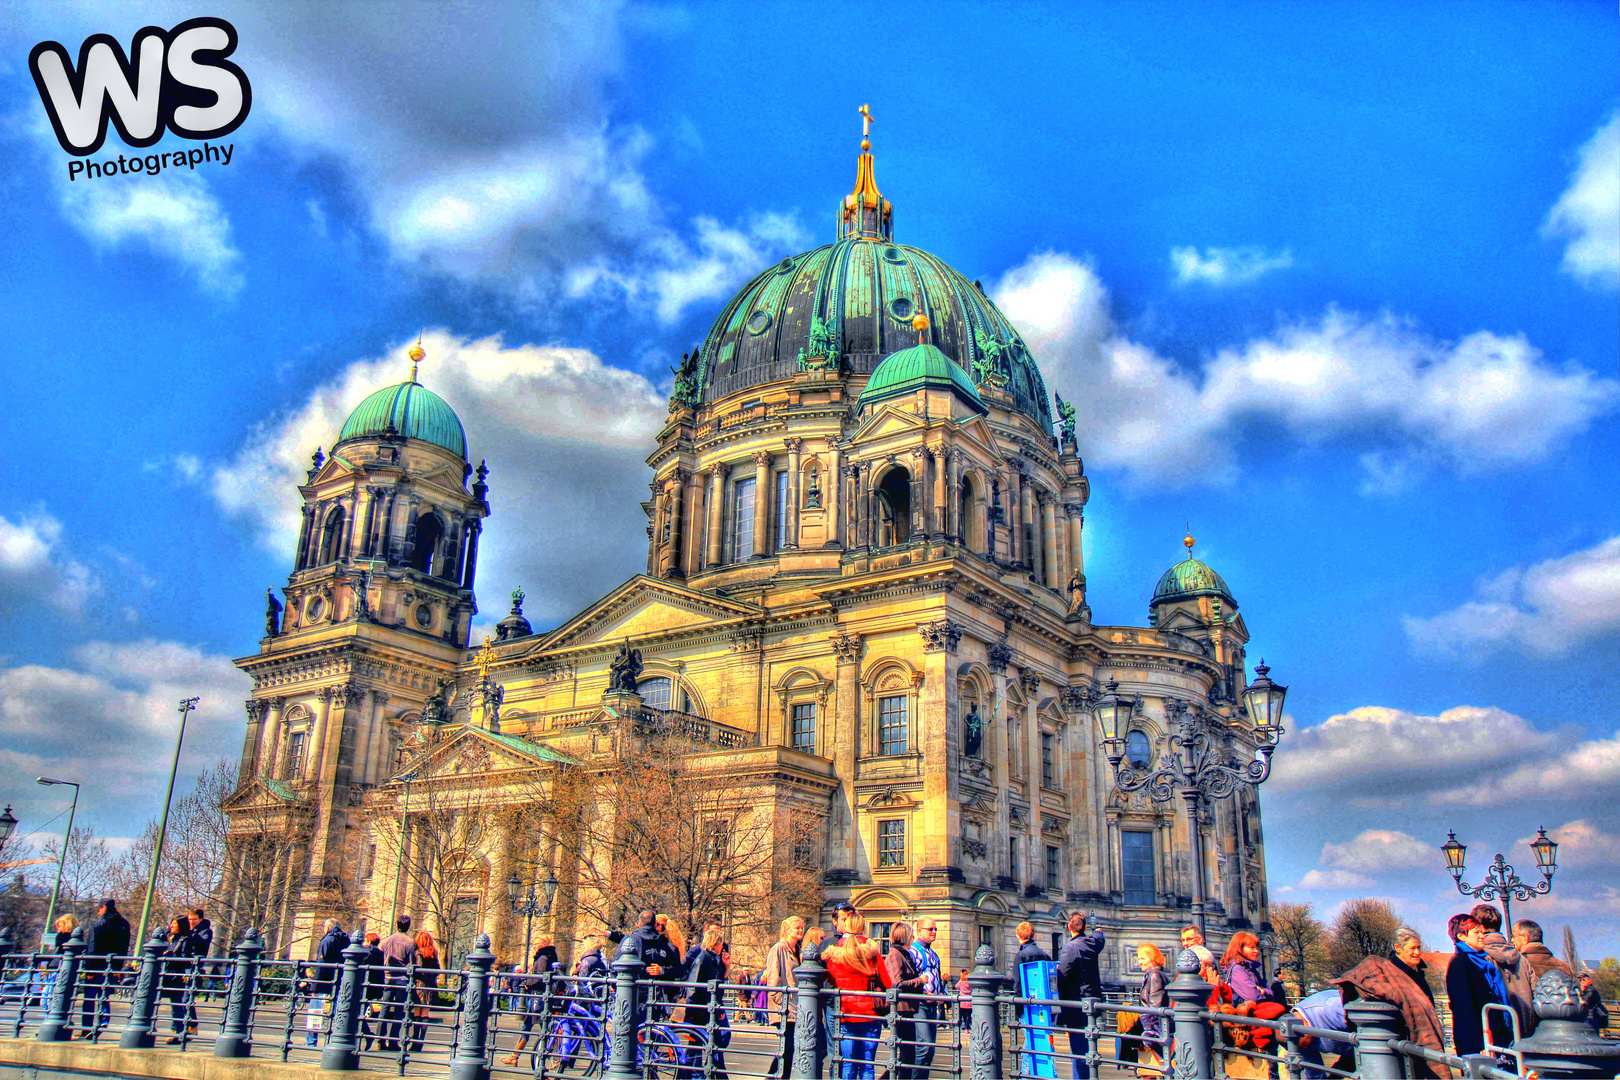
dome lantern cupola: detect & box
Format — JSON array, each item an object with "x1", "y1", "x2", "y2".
[
  {"x1": 839, "y1": 103, "x2": 892, "y2": 242},
  {"x1": 1150, "y1": 532, "x2": 1236, "y2": 609},
  {"x1": 336, "y1": 343, "x2": 468, "y2": 459}
]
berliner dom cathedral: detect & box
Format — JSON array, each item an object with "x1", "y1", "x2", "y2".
[{"x1": 225, "y1": 112, "x2": 1276, "y2": 978}]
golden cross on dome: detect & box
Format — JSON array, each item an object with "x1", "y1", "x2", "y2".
[
  {"x1": 859, "y1": 103, "x2": 874, "y2": 148},
  {"x1": 473, "y1": 634, "x2": 495, "y2": 682}
]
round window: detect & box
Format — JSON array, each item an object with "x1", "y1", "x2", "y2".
[
  {"x1": 882, "y1": 246, "x2": 906, "y2": 264},
  {"x1": 415, "y1": 604, "x2": 433, "y2": 628},
  {"x1": 889, "y1": 297, "x2": 914, "y2": 321},
  {"x1": 304, "y1": 595, "x2": 325, "y2": 621},
  {"x1": 775, "y1": 257, "x2": 796, "y2": 275},
  {"x1": 746, "y1": 310, "x2": 772, "y2": 335}
]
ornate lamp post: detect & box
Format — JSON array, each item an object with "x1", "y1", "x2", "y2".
[
  {"x1": 506, "y1": 869, "x2": 560, "y2": 969},
  {"x1": 36, "y1": 777, "x2": 80, "y2": 951},
  {"x1": 0, "y1": 805, "x2": 16, "y2": 855},
  {"x1": 1439, "y1": 826, "x2": 1558, "y2": 927},
  {"x1": 1095, "y1": 661, "x2": 1287, "y2": 938}
]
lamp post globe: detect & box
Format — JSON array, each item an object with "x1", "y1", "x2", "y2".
[
  {"x1": 1241, "y1": 660, "x2": 1288, "y2": 737},
  {"x1": 1441, "y1": 831, "x2": 1467, "y2": 880},
  {"x1": 0, "y1": 805, "x2": 16, "y2": 847},
  {"x1": 1531, "y1": 827, "x2": 1559, "y2": 875}
]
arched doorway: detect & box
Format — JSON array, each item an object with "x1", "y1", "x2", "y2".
[
  {"x1": 411, "y1": 513, "x2": 445, "y2": 576},
  {"x1": 874, "y1": 466, "x2": 911, "y2": 546},
  {"x1": 318, "y1": 506, "x2": 345, "y2": 565}
]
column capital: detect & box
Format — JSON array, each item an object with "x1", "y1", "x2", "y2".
[
  {"x1": 244, "y1": 699, "x2": 269, "y2": 723},
  {"x1": 1064, "y1": 502, "x2": 1084, "y2": 519},
  {"x1": 830, "y1": 630, "x2": 864, "y2": 666},
  {"x1": 714, "y1": 461, "x2": 732, "y2": 480},
  {"x1": 783, "y1": 437, "x2": 803, "y2": 453},
  {"x1": 918, "y1": 620, "x2": 963, "y2": 653}
]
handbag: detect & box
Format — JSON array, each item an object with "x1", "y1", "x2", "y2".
[{"x1": 867, "y1": 969, "x2": 890, "y2": 1017}]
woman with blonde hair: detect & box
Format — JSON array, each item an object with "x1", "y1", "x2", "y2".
[
  {"x1": 52, "y1": 913, "x2": 78, "y2": 951},
  {"x1": 823, "y1": 911, "x2": 892, "y2": 1080},
  {"x1": 658, "y1": 914, "x2": 689, "y2": 962}
]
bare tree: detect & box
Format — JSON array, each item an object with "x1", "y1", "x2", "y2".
[
  {"x1": 219, "y1": 770, "x2": 317, "y2": 954},
  {"x1": 1270, "y1": 901, "x2": 1330, "y2": 991},
  {"x1": 1327, "y1": 898, "x2": 1400, "y2": 975},
  {"x1": 39, "y1": 824, "x2": 120, "y2": 927},
  {"x1": 1563, "y1": 925, "x2": 1583, "y2": 974}
]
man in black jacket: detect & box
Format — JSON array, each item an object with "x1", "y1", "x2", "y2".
[
  {"x1": 617, "y1": 910, "x2": 685, "y2": 1024},
  {"x1": 1055, "y1": 913, "x2": 1105, "y2": 1080},
  {"x1": 307, "y1": 919, "x2": 350, "y2": 1046},
  {"x1": 82, "y1": 899, "x2": 132, "y2": 1037},
  {"x1": 1015, "y1": 921, "x2": 1054, "y2": 969},
  {"x1": 359, "y1": 932, "x2": 385, "y2": 1051}
]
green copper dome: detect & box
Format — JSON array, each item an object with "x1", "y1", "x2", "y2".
[
  {"x1": 858, "y1": 343, "x2": 986, "y2": 414},
  {"x1": 1152, "y1": 557, "x2": 1235, "y2": 607},
  {"x1": 337, "y1": 381, "x2": 467, "y2": 458}
]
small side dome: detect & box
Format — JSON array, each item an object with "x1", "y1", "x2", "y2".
[
  {"x1": 1151, "y1": 558, "x2": 1234, "y2": 606},
  {"x1": 858, "y1": 343, "x2": 987, "y2": 414},
  {"x1": 337, "y1": 382, "x2": 467, "y2": 459}
]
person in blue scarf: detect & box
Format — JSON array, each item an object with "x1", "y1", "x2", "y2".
[{"x1": 1445, "y1": 913, "x2": 1514, "y2": 1055}]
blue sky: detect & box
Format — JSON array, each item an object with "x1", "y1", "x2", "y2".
[{"x1": 0, "y1": 1, "x2": 1616, "y2": 958}]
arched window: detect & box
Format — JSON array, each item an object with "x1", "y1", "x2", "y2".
[
  {"x1": 875, "y1": 466, "x2": 911, "y2": 546},
  {"x1": 639, "y1": 677, "x2": 672, "y2": 709},
  {"x1": 318, "y1": 506, "x2": 345, "y2": 565},
  {"x1": 411, "y1": 513, "x2": 445, "y2": 575},
  {"x1": 958, "y1": 475, "x2": 975, "y2": 550},
  {"x1": 1125, "y1": 729, "x2": 1152, "y2": 769}
]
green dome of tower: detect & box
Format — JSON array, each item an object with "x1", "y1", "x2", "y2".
[
  {"x1": 1151, "y1": 534, "x2": 1235, "y2": 607},
  {"x1": 337, "y1": 380, "x2": 467, "y2": 459},
  {"x1": 858, "y1": 343, "x2": 986, "y2": 414}
]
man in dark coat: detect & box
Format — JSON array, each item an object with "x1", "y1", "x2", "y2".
[
  {"x1": 617, "y1": 910, "x2": 685, "y2": 1022},
  {"x1": 1055, "y1": 912, "x2": 1105, "y2": 1080},
  {"x1": 188, "y1": 908, "x2": 213, "y2": 955},
  {"x1": 1014, "y1": 921, "x2": 1053, "y2": 969},
  {"x1": 82, "y1": 899, "x2": 132, "y2": 1036},
  {"x1": 359, "y1": 932, "x2": 385, "y2": 1051}
]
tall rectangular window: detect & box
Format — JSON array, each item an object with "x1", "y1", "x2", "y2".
[
  {"x1": 1045, "y1": 845, "x2": 1060, "y2": 890},
  {"x1": 1009, "y1": 836, "x2": 1019, "y2": 881},
  {"x1": 979, "y1": 924, "x2": 996, "y2": 963},
  {"x1": 869, "y1": 921, "x2": 893, "y2": 955},
  {"x1": 877, "y1": 695, "x2": 908, "y2": 755},
  {"x1": 1041, "y1": 732, "x2": 1056, "y2": 788},
  {"x1": 1122, "y1": 830, "x2": 1156, "y2": 906},
  {"x1": 790, "y1": 702, "x2": 816, "y2": 750},
  {"x1": 774, "y1": 469, "x2": 789, "y2": 550},
  {"x1": 730, "y1": 477, "x2": 756, "y2": 562},
  {"x1": 286, "y1": 730, "x2": 307, "y2": 780},
  {"x1": 878, "y1": 819, "x2": 906, "y2": 867}
]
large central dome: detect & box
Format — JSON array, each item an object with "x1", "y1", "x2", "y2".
[{"x1": 691, "y1": 146, "x2": 1053, "y2": 432}]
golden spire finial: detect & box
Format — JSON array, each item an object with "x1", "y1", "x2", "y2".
[
  {"x1": 474, "y1": 633, "x2": 495, "y2": 682},
  {"x1": 1184, "y1": 528, "x2": 1196, "y2": 558},
  {"x1": 408, "y1": 332, "x2": 425, "y2": 383},
  {"x1": 911, "y1": 311, "x2": 931, "y2": 345},
  {"x1": 859, "y1": 103, "x2": 874, "y2": 151},
  {"x1": 840, "y1": 103, "x2": 891, "y2": 241}
]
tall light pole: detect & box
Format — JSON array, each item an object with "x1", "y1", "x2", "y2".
[
  {"x1": 388, "y1": 771, "x2": 419, "y2": 927},
  {"x1": 1095, "y1": 661, "x2": 1287, "y2": 938},
  {"x1": 506, "y1": 870, "x2": 560, "y2": 968},
  {"x1": 36, "y1": 777, "x2": 80, "y2": 951},
  {"x1": 136, "y1": 697, "x2": 198, "y2": 949},
  {"x1": 1440, "y1": 827, "x2": 1558, "y2": 928}
]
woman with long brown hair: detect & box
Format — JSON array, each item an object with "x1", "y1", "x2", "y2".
[{"x1": 1220, "y1": 932, "x2": 1276, "y2": 1006}]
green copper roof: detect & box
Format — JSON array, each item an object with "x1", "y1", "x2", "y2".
[
  {"x1": 485, "y1": 730, "x2": 580, "y2": 766},
  {"x1": 337, "y1": 381, "x2": 467, "y2": 458},
  {"x1": 858, "y1": 343, "x2": 987, "y2": 414},
  {"x1": 1151, "y1": 557, "x2": 1235, "y2": 606}
]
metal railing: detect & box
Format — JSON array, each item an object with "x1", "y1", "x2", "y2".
[{"x1": 0, "y1": 928, "x2": 1569, "y2": 1079}]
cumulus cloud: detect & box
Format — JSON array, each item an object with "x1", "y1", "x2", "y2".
[
  {"x1": 1544, "y1": 110, "x2": 1620, "y2": 289},
  {"x1": 1404, "y1": 535, "x2": 1620, "y2": 658},
  {"x1": 211, "y1": 330, "x2": 667, "y2": 626},
  {"x1": 1266, "y1": 704, "x2": 1554, "y2": 806},
  {"x1": 0, "y1": 507, "x2": 100, "y2": 614},
  {"x1": 1430, "y1": 731, "x2": 1620, "y2": 807},
  {"x1": 1170, "y1": 245, "x2": 1293, "y2": 286},
  {"x1": 992, "y1": 253, "x2": 1619, "y2": 489},
  {"x1": 1320, "y1": 829, "x2": 1435, "y2": 873},
  {"x1": 0, "y1": 640, "x2": 249, "y2": 817},
  {"x1": 1296, "y1": 868, "x2": 1376, "y2": 890},
  {"x1": 54, "y1": 169, "x2": 243, "y2": 297}
]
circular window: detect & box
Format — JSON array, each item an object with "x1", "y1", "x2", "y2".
[
  {"x1": 304, "y1": 595, "x2": 325, "y2": 621},
  {"x1": 882, "y1": 246, "x2": 906, "y2": 264},
  {"x1": 889, "y1": 297, "x2": 914, "y2": 321},
  {"x1": 775, "y1": 257, "x2": 796, "y2": 275},
  {"x1": 415, "y1": 604, "x2": 433, "y2": 628},
  {"x1": 746, "y1": 310, "x2": 772, "y2": 335}
]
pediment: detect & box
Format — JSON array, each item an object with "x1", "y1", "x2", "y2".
[
  {"x1": 849, "y1": 406, "x2": 928, "y2": 445},
  {"x1": 223, "y1": 777, "x2": 305, "y2": 811},
  {"x1": 392, "y1": 724, "x2": 575, "y2": 785},
  {"x1": 533, "y1": 576, "x2": 760, "y2": 653},
  {"x1": 1157, "y1": 609, "x2": 1208, "y2": 633},
  {"x1": 311, "y1": 455, "x2": 362, "y2": 484},
  {"x1": 1226, "y1": 611, "x2": 1249, "y2": 638}
]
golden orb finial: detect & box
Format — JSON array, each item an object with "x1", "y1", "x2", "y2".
[
  {"x1": 911, "y1": 311, "x2": 931, "y2": 344},
  {"x1": 1184, "y1": 530, "x2": 1196, "y2": 557},
  {"x1": 408, "y1": 334, "x2": 425, "y2": 382}
]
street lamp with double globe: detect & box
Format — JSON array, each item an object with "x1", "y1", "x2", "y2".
[
  {"x1": 1095, "y1": 661, "x2": 1287, "y2": 938},
  {"x1": 1439, "y1": 827, "x2": 1558, "y2": 928},
  {"x1": 506, "y1": 870, "x2": 560, "y2": 970}
]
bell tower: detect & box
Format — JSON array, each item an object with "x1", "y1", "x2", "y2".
[{"x1": 229, "y1": 341, "x2": 491, "y2": 957}]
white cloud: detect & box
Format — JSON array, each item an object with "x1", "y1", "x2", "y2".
[
  {"x1": 0, "y1": 640, "x2": 249, "y2": 814},
  {"x1": 1297, "y1": 868, "x2": 1375, "y2": 890},
  {"x1": 1267, "y1": 704, "x2": 1554, "y2": 805},
  {"x1": 55, "y1": 170, "x2": 243, "y2": 297},
  {"x1": 1430, "y1": 731, "x2": 1620, "y2": 807},
  {"x1": 211, "y1": 330, "x2": 668, "y2": 625},
  {"x1": 1544, "y1": 109, "x2": 1620, "y2": 289},
  {"x1": 0, "y1": 508, "x2": 100, "y2": 614},
  {"x1": 992, "y1": 252, "x2": 1619, "y2": 489},
  {"x1": 1170, "y1": 245, "x2": 1293, "y2": 286},
  {"x1": 1404, "y1": 535, "x2": 1620, "y2": 658},
  {"x1": 1320, "y1": 829, "x2": 1435, "y2": 873}
]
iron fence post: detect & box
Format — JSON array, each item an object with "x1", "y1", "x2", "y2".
[
  {"x1": 119, "y1": 929, "x2": 169, "y2": 1049},
  {"x1": 321, "y1": 939, "x2": 369, "y2": 1070},
  {"x1": 1344, "y1": 997, "x2": 1403, "y2": 1078},
  {"x1": 967, "y1": 944, "x2": 1004, "y2": 1080},
  {"x1": 1165, "y1": 947, "x2": 1213, "y2": 1079},
  {"x1": 450, "y1": 933, "x2": 496, "y2": 1080},
  {"x1": 36, "y1": 927, "x2": 84, "y2": 1042},
  {"x1": 605, "y1": 955, "x2": 644, "y2": 1080},
  {"x1": 214, "y1": 927, "x2": 264, "y2": 1057},
  {"x1": 790, "y1": 938, "x2": 826, "y2": 1080}
]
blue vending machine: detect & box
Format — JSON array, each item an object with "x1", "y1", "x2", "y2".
[{"x1": 1017, "y1": 960, "x2": 1059, "y2": 1078}]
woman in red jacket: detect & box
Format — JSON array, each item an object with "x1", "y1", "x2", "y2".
[{"x1": 823, "y1": 912, "x2": 892, "y2": 1080}]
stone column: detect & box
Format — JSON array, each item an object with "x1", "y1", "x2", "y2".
[
  {"x1": 830, "y1": 631, "x2": 864, "y2": 876},
  {"x1": 664, "y1": 469, "x2": 686, "y2": 577},
  {"x1": 340, "y1": 490, "x2": 359, "y2": 560},
  {"x1": 241, "y1": 699, "x2": 268, "y2": 779},
  {"x1": 947, "y1": 452, "x2": 963, "y2": 542},
  {"x1": 706, "y1": 465, "x2": 729, "y2": 568},
  {"x1": 304, "y1": 500, "x2": 326, "y2": 567},
  {"x1": 367, "y1": 692, "x2": 392, "y2": 784},
  {"x1": 1003, "y1": 470, "x2": 1021, "y2": 565},
  {"x1": 462, "y1": 521, "x2": 482, "y2": 588},
  {"x1": 379, "y1": 490, "x2": 399, "y2": 565},
  {"x1": 262, "y1": 697, "x2": 287, "y2": 779},
  {"x1": 855, "y1": 462, "x2": 872, "y2": 550},
  {"x1": 294, "y1": 507, "x2": 314, "y2": 570},
  {"x1": 1019, "y1": 473, "x2": 1037, "y2": 577},
  {"x1": 685, "y1": 471, "x2": 705, "y2": 576},
  {"x1": 751, "y1": 451, "x2": 773, "y2": 558},
  {"x1": 931, "y1": 447, "x2": 948, "y2": 539},
  {"x1": 784, "y1": 438, "x2": 802, "y2": 550},
  {"x1": 909, "y1": 449, "x2": 928, "y2": 541},
  {"x1": 310, "y1": 687, "x2": 335, "y2": 781},
  {"x1": 825, "y1": 446, "x2": 843, "y2": 548},
  {"x1": 1066, "y1": 504, "x2": 1084, "y2": 578},
  {"x1": 1042, "y1": 494, "x2": 1059, "y2": 589}
]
